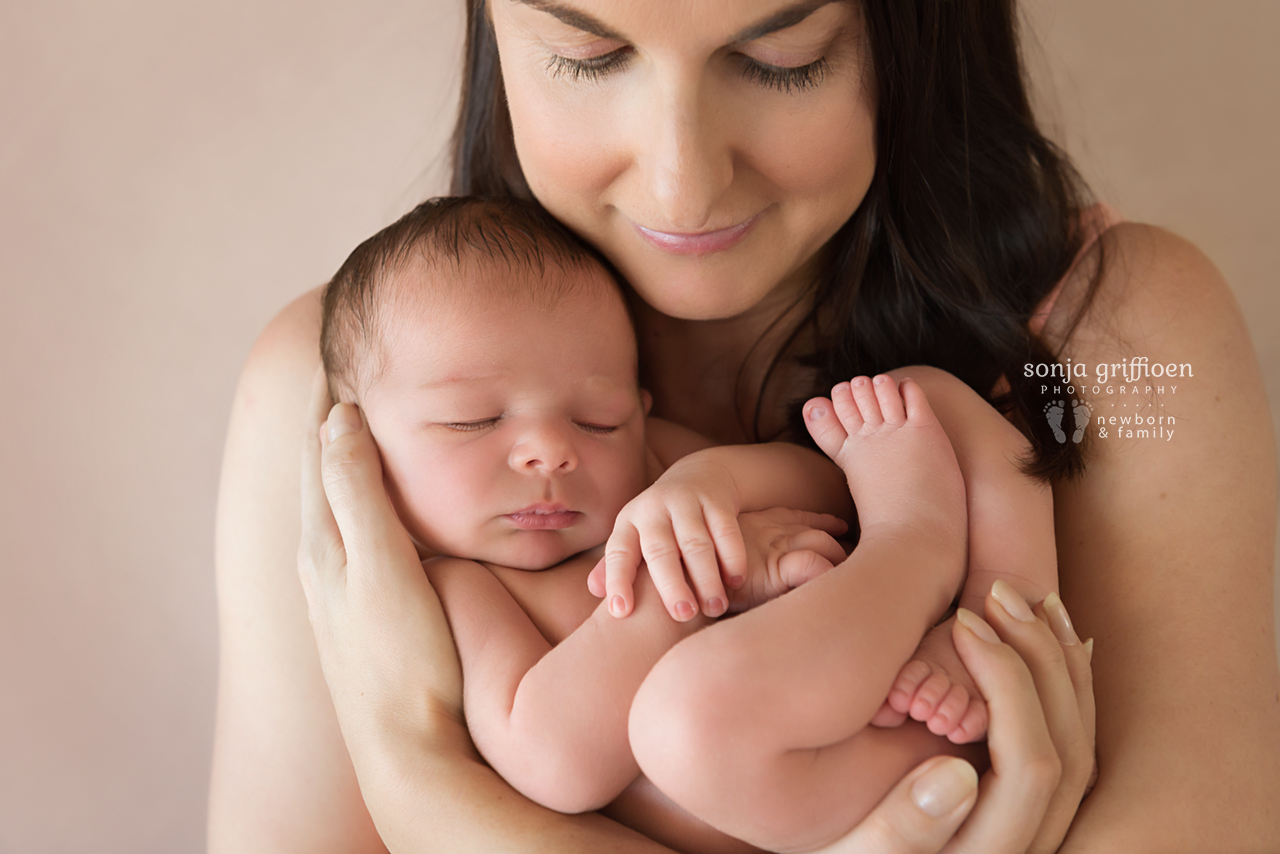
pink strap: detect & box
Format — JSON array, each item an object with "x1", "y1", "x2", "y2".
[{"x1": 1029, "y1": 203, "x2": 1123, "y2": 335}]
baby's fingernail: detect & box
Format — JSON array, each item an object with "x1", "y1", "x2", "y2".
[
  {"x1": 991, "y1": 580, "x2": 1036, "y2": 622},
  {"x1": 609, "y1": 596, "x2": 626, "y2": 617},
  {"x1": 956, "y1": 608, "x2": 1001, "y2": 643},
  {"x1": 706, "y1": 597, "x2": 726, "y2": 617},
  {"x1": 728, "y1": 575, "x2": 745, "y2": 589},
  {"x1": 806, "y1": 403, "x2": 828, "y2": 421},
  {"x1": 911, "y1": 757, "x2": 978, "y2": 817},
  {"x1": 674, "y1": 601, "x2": 696, "y2": 620},
  {"x1": 326, "y1": 404, "x2": 362, "y2": 442},
  {"x1": 1084, "y1": 638, "x2": 1094, "y2": 662},
  {"x1": 1043, "y1": 592, "x2": 1080, "y2": 645}
]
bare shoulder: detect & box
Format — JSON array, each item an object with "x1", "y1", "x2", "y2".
[
  {"x1": 234, "y1": 286, "x2": 324, "y2": 415},
  {"x1": 1046, "y1": 225, "x2": 1280, "y2": 851}
]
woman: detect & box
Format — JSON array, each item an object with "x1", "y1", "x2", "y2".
[{"x1": 208, "y1": 0, "x2": 1280, "y2": 851}]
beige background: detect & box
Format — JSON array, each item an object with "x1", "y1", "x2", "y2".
[{"x1": 1, "y1": 2, "x2": 1276, "y2": 851}]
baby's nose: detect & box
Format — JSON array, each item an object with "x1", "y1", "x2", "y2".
[{"x1": 510, "y1": 426, "x2": 578, "y2": 474}]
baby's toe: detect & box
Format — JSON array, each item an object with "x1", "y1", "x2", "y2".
[
  {"x1": 830, "y1": 382, "x2": 865, "y2": 434},
  {"x1": 948, "y1": 698, "x2": 989, "y2": 745},
  {"x1": 908, "y1": 670, "x2": 953, "y2": 722},
  {"x1": 870, "y1": 700, "x2": 909, "y2": 728},
  {"x1": 889, "y1": 660, "x2": 933, "y2": 714},
  {"x1": 872, "y1": 375, "x2": 907, "y2": 426},
  {"x1": 850, "y1": 376, "x2": 885, "y2": 428},
  {"x1": 804, "y1": 396, "x2": 851, "y2": 462},
  {"x1": 925, "y1": 684, "x2": 969, "y2": 737}
]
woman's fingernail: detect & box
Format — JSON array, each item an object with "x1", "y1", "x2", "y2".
[
  {"x1": 707, "y1": 597, "x2": 726, "y2": 617},
  {"x1": 1044, "y1": 592, "x2": 1081, "y2": 645},
  {"x1": 991, "y1": 580, "x2": 1036, "y2": 622},
  {"x1": 609, "y1": 596, "x2": 626, "y2": 617},
  {"x1": 326, "y1": 404, "x2": 362, "y2": 442},
  {"x1": 911, "y1": 757, "x2": 978, "y2": 817},
  {"x1": 1084, "y1": 638, "x2": 1094, "y2": 662},
  {"x1": 675, "y1": 600, "x2": 696, "y2": 620},
  {"x1": 956, "y1": 608, "x2": 1001, "y2": 643}
]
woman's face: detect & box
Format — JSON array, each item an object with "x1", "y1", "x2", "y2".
[{"x1": 490, "y1": 0, "x2": 876, "y2": 321}]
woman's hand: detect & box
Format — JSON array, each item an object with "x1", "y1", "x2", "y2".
[
  {"x1": 297, "y1": 370, "x2": 463, "y2": 748},
  {"x1": 816, "y1": 585, "x2": 1095, "y2": 854}
]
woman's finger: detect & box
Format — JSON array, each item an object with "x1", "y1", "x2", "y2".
[
  {"x1": 299, "y1": 369, "x2": 343, "y2": 589},
  {"x1": 946, "y1": 609, "x2": 1060, "y2": 854},
  {"x1": 318, "y1": 400, "x2": 418, "y2": 575},
  {"x1": 813, "y1": 756, "x2": 978, "y2": 854}
]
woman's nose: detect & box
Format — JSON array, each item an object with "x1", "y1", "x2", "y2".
[
  {"x1": 637, "y1": 71, "x2": 734, "y2": 230},
  {"x1": 509, "y1": 424, "x2": 578, "y2": 475}
]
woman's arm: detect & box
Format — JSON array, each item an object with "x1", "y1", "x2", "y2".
[
  {"x1": 208, "y1": 289, "x2": 384, "y2": 853},
  {"x1": 1046, "y1": 225, "x2": 1280, "y2": 851}
]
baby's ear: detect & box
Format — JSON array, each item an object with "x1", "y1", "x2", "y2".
[{"x1": 640, "y1": 389, "x2": 653, "y2": 415}]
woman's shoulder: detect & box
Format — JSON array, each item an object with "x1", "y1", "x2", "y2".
[
  {"x1": 240, "y1": 286, "x2": 324, "y2": 394},
  {"x1": 1042, "y1": 222, "x2": 1247, "y2": 361}
]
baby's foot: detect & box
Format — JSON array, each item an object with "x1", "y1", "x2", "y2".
[
  {"x1": 1071, "y1": 400, "x2": 1091, "y2": 444},
  {"x1": 803, "y1": 375, "x2": 966, "y2": 540},
  {"x1": 886, "y1": 617, "x2": 988, "y2": 743},
  {"x1": 1044, "y1": 400, "x2": 1067, "y2": 443}
]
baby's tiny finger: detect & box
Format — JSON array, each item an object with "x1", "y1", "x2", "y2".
[
  {"x1": 703, "y1": 505, "x2": 748, "y2": 590},
  {"x1": 638, "y1": 522, "x2": 699, "y2": 621},
  {"x1": 669, "y1": 505, "x2": 725, "y2": 617},
  {"x1": 777, "y1": 550, "x2": 834, "y2": 589},
  {"x1": 603, "y1": 525, "x2": 642, "y2": 617}
]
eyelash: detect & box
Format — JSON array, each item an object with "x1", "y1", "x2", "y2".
[
  {"x1": 442, "y1": 418, "x2": 618, "y2": 435},
  {"x1": 445, "y1": 418, "x2": 499, "y2": 432},
  {"x1": 546, "y1": 50, "x2": 829, "y2": 94}
]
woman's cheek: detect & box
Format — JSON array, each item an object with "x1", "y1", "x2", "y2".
[{"x1": 503, "y1": 65, "x2": 626, "y2": 222}]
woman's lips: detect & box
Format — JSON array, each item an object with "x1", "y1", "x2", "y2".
[
  {"x1": 632, "y1": 215, "x2": 759, "y2": 256},
  {"x1": 506, "y1": 505, "x2": 581, "y2": 530}
]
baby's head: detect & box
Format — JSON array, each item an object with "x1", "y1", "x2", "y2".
[{"x1": 322, "y1": 197, "x2": 650, "y2": 570}]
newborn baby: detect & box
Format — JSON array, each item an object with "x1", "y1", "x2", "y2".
[{"x1": 320, "y1": 197, "x2": 1056, "y2": 853}]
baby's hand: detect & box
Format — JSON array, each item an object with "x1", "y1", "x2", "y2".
[
  {"x1": 872, "y1": 615, "x2": 989, "y2": 744},
  {"x1": 726, "y1": 508, "x2": 848, "y2": 611},
  {"x1": 591, "y1": 456, "x2": 749, "y2": 621}
]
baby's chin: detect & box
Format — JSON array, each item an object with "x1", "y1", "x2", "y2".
[{"x1": 421, "y1": 529, "x2": 605, "y2": 572}]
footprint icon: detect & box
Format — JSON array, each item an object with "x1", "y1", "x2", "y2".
[
  {"x1": 1071, "y1": 400, "x2": 1091, "y2": 444},
  {"x1": 1044, "y1": 400, "x2": 1066, "y2": 444}
]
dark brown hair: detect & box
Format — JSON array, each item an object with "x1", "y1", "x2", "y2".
[
  {"x1": 450, "y1": 0, "x2": 1097, "y2": 478},
  {"x1": 321, "y1": 195, "x2": 621, "y2": 402}
]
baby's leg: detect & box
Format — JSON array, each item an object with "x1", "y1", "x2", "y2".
[
  {"x1": 879, "y1": 366, "x2": 1057, "y2": 743},
  {"x1": 629, "y1": 376, "x2": 974, "y2": 853}
]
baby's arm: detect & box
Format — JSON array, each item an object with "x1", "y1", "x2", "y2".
[
  {"x1": 602, "y1": 418, "x2": 855, "y2": 620},
  {"x1": 425, "y1": 555, "x2": 711, "y2": 814},
  {"x1": 878, "y1": 366, "x2": 1058, "y2": 742}
]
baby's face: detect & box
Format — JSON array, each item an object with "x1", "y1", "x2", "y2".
[{"x1": 362, "y1": 270, "x2": 649, "y2": 570}]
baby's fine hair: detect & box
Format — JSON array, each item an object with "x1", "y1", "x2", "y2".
[{"x1": 321, "y1": 196, "x2": 623, "y2": 403}]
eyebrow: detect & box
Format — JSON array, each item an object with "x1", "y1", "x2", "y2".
[{"x1": 512, "y1": 0, "x2": 840, "y2": 44}]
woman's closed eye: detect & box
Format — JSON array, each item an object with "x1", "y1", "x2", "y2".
[{"x1": 545, "y1": 47, "x2": 829, "y2": 93}]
